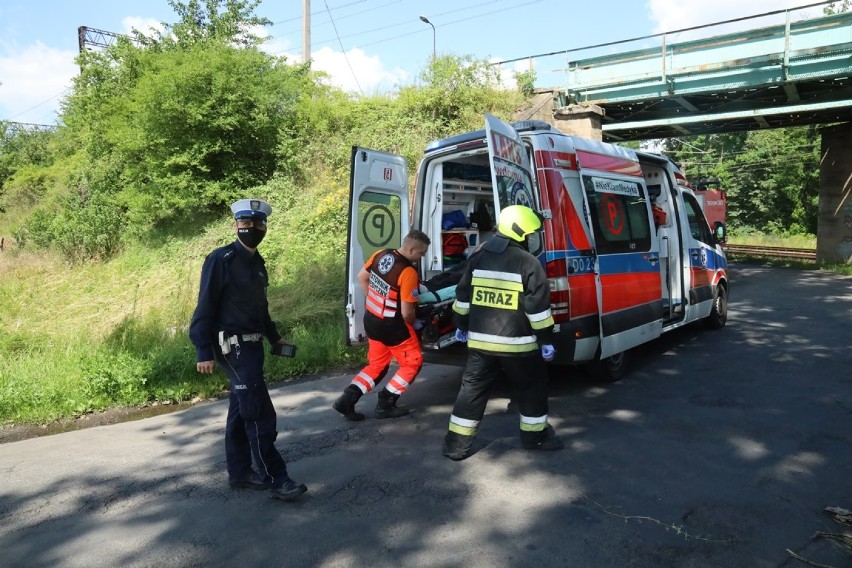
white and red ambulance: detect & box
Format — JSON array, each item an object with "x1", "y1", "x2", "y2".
[{"x1": 345, "y1": 115, "x2": 728, "y2": 381}]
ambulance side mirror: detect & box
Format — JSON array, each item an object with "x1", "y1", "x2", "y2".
[{"x1": 714, "y1": 222, "x2": 727, "y2": 244}]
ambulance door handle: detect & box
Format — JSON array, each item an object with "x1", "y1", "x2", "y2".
[{"x1": 647, "y1": 253, "x2": 659, "y2": 264}]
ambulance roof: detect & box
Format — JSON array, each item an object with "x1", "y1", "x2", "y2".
[{"x1": 425, "y1": 120, "x2": 554, "y2": 153}]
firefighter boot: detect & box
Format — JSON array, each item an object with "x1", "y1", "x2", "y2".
[
  {"x1": 441, "y1": 431, "x2": 475, "y2": 461},
  {"x1": 521, "y1": 425, "x2": 565, "y2": 451},
  {"x1": 333, "y1": 385, "x2": 365, "y2": 421},
  {"x1": 374, "y1": 389, "x2": 410, "y2": 419}
]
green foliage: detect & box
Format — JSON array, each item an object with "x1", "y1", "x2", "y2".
[
  {"x1": 406, "y1": 54, "x2": 519, "y2": 130},
  {"x1": 664, "y1": 127, "x2": 820, "y2": 235},
  {"x1": 141, "y1": 0, "x2": 272, "y2": 49},
  {"x1": 824, "y1": 0, "x2": 850, "y2": 15},
  {"x1": 514, "y1": 68, "x2": 537, "y2": 96},
  {"x1": 25, "y1": 190, "x2": 125, "y2": 261}
]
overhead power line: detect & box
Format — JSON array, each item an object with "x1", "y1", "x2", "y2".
[{"x1": 322, "y1": 0, "x2": 363, "y2": 96}]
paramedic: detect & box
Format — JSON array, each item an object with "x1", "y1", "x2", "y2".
[
  {"x1": 333, "y1": 230, "x2": 431, "y2": 420},
  {"x1": 442, "y1": 205, "x2": 563, "y2": 461},
  {"x1": 189, "y1": 198, "x2": 307, "y2": 502}
]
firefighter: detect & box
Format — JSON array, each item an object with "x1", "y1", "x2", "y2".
[
  {"x1": 333, "y1": 229, "x2": 432, "y2": 420},
  {"x1": 189, "y1": 198, "x2": 307, "y2": 502},
  {"x1": 442, "y1": 205, "x2": 563, "y2": 461}
]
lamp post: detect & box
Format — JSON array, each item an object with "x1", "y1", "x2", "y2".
[{"x1": 419, "y1": 15, "x2": 435, "y2": 62}]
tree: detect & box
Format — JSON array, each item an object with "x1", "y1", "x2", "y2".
[
  {"x1": 136, "y1": 0, "x2": 271, "y2": 49},
  {"x1": 18, "y1": 0, "x2": 315, "y2": 258},
  {"x1": 824, "y1": 0, "x2": 850, "y2": 15}
]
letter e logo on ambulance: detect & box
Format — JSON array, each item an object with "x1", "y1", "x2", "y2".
[
  {"x1": 383, "y1": 167, "x2": 392, "y2": 182},
  {"x1": 601, "y1": 194, "x2": 624, "y2": 236}
]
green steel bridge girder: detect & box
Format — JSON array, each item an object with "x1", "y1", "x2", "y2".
[{"x1": 559, "y1": 10, "x2": 852, "y2": 139}]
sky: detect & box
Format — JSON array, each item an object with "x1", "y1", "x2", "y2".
[{"x1": 0, "y1": 0, "x2": 834, "y2": 125}]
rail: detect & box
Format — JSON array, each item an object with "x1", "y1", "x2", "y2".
[{"x1": 724, "y1": 244, "x2": 817, "y2": 261}]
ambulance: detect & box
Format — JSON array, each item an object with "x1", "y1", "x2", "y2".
[{"x1": 345, "y1": 115, "x2": 728, "y2": 381}]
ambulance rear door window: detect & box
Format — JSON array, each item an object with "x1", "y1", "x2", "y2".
[{"x1": 583, "y1": 175, "x2": 651, "y2": 254}]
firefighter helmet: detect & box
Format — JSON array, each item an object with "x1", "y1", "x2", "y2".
[{"x1": 496, "y1": 205, "x2": 542, "y2": 242}]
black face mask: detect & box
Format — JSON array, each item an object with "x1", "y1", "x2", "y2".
[{"x1": 237, "y1": 227, "x2": 266, "y2": 249}]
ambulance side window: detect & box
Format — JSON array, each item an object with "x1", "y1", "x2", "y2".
[
  {"x1": 682, "y1": 194, "x2": 713, "y2": 245},
  {"x1": 583, "y1": 176, "x2": 651, "y2": 254}
]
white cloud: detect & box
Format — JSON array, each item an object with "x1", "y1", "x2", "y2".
[
  {"x1": 646, "y1": 0, "x2": 828, "y2": 38},
  {"x1": 0, "y1": 41, "x2": 77, "y2": 124},
  {"x1": 310, "y1": 46, "x2": 410, "y2": 96},
  {"x1": 122, "y1": 16, "x2": 164, "y2": 38}
]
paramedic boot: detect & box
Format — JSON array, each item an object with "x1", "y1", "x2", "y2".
[
  {"x1": 374, "y1": 389, "x2": 409, "y2": 419},
  {"x1": 333, "y1": 385, "x2": 365, "y2": 421},
  {"x1": 441, "y1": 432, "x2": 475, "y2": 461},
  {"x1": 521, "y1": 425, "x2": 564, "y2": 451}
]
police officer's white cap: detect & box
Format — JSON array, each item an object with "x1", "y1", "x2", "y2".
[{"x1": 231, "y1": 198, "x2": 272, "y2": 220}]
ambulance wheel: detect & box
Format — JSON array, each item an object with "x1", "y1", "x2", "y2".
[
  {"x1": 586, "y1": 349, "x2": 629, "y2": 383},
  {"x1": 704, "y1": 284, "x2": 728, "y2": 330}
]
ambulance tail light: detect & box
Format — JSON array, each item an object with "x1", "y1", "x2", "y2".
[{"x1": 546, "y1": 261, "x2": 570, "y2": 323}]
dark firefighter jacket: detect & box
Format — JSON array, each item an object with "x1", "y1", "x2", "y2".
[{"x1": 452, "y1": 235, "x2": 554, "y2": 355}]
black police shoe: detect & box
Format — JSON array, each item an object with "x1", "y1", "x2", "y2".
[
  {"x1": 270, "y1": 479, "x2": 308, "y2": 501},
  {"x1": 228, "y1": 471, "x2": 268, "y2": 490}
]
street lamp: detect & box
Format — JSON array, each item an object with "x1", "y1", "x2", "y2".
[{"x1": 419, "y1": 15, "x2": 435, "y2": 62}]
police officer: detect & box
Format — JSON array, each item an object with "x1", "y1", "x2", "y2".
[
  {"x1": 189, "y1": 198, "x2": 307, "y2": 501},
  {"x1": 333, "y1": 229, "x2": 431, "y2": 420},
  {"x1": 442, "y1": 205, "x2": 564, "y2": 461}
]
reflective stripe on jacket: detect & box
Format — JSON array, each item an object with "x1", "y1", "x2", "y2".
[
  {"x1": 452, "y1": 236, "x2": 554, "y2": 355},
  {"x1": 363, "y1": 249, "x2": 415, "y2": 346}
]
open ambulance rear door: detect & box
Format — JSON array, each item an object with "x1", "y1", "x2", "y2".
[
  {"x1": 345, "y1": 146, "x2": 410, "y2": 346},
  {"x1": 483, "y1": 114, "x2": 541, "y2": 250}
]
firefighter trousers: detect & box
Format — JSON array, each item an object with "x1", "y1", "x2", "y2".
[
  {"x1": 351, "y1": 331, "x2": 423, "y2": 396},
  {"x1": 449, "y1": 349, "x2": 550, "y2": 440}
]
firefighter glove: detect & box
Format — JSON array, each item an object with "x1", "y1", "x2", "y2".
[
  {"x1": 454, "y1": 329, "x2": 468, "y2": 343},
  {"x1": 541, "y1": 344, "x2": 555, "y2": 362}
]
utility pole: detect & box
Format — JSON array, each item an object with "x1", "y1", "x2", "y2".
[{"x1": 303, "y1": 0, "x2": 311, "y2": 63}]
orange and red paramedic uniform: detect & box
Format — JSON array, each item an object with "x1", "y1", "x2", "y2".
[{"x1": 353, "y1": 248, "x2": 423, "y2": 397}]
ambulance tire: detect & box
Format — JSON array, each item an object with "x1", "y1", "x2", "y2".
[
  {"x1": 586, "y1": 349, "x2": 630, "y2": 383},
  {"x1": 703, "y1": 284, "x2": 728, "y2": 330}
]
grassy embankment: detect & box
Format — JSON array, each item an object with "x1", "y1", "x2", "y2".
[{"x1": 0, "y1": 184, "x2": 362, "y2": 427}]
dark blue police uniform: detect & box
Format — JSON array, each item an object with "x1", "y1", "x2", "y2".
[{"x1": 189, "y1": 240, "x2": 292, "y2": 489}]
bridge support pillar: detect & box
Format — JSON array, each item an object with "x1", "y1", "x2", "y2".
[
  {"x1": 552, "y1": 104, "x2": 605, "y2": 141},
  {"x1": 817, "y1": 122, "x2": 852, "y2": 264}
]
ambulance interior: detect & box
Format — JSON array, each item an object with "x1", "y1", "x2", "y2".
[
  {"x1": 415, "y1": 151, "x2": 501, "y2": 345},
  {"x1": 421, "y1": 153, "x2": 501, "y2": 279}
]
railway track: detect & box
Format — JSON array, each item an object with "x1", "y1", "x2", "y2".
[{"x1": 724, "y1": 244, "x2": 817, "y2": 261}]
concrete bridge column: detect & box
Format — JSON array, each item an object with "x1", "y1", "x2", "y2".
[
  {"x1": 552, "y1": 104, "x2": 605, "y2": 141},
  {"x1": 817, "y1": 122, "x2": 852, "y2": 264}
]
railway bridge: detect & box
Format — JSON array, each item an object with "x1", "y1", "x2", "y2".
[{"x1": 506, "y1": 4, "x2": 851, "y2": 263}]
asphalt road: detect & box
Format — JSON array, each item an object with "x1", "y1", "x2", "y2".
[{"x1": 1, "y1": 263, "x2": 851, "y2": 568}]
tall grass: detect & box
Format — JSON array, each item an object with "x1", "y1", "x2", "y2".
[{"x1": 0, "y1": 189, "x2": 363, "y2": 425}]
